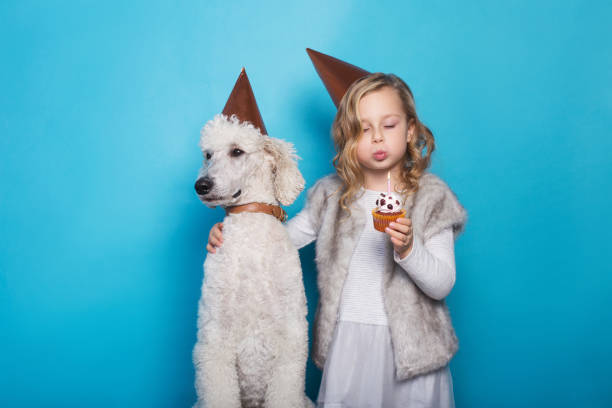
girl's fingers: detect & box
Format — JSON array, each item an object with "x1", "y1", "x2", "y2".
[
  {"x1": 390, "y1": 236, "x2": 403, "y2": 247},
  {"x1": 214, "y1": 223, "x2": 224, "y2": 240},
  {"x1": 208, "y1": 222, "x2": 224, "y2": 249},
  {"x1": 395, "y1": 217, "x2": 412, "y2": 226},
  {"x1": 391, "y1": 236, "x2": 411, "y2": 250},
  {"x1": 385, "y1": 229, "x2": 405, "y2": 245},
  {"x1": 206, "y1": 243, "x2": 216, "y2": 254},
  {"x1": 389, "y1": 221, "x2": 411, "y2": 235},
  {"x1": 385, "y1": 225, "x2": 411, "y2": 241},
  {"x1": 209, "y1": 223, "x2": 224, "y2": 241}
]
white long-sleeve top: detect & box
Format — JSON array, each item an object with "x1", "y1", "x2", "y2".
[{"x1": 287, "y1": 188, "x2": 456, "y2": 326}]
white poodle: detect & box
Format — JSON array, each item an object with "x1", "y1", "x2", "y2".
[{"x1": 192, "y1": 114, "x2": 313, "y2": 408}]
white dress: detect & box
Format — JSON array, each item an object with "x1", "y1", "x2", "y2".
[{"x1": 287, "y1": 188, "x2": 457, "y2": 408}]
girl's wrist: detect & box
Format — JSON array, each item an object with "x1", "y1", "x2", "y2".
[{"x1": 397, "y1": 239, "x2": 414, "y2": 260}]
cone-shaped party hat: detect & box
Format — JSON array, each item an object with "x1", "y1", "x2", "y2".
[
  {"x1": 222, "y1": 68, "x2": 267, "y2": 135},
  {"x1": 306, "y1": 48, "x2": 370, "y2": 108}
]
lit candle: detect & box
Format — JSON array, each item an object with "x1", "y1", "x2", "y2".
[{"x1": 387, "y1": 171, "x2": 391, "y2": 195}]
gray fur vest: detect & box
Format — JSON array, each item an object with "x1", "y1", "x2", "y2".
[{"x1": 305, "y1": 172, "x2": 468, "y2": 381}]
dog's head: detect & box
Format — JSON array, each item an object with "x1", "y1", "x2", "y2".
[{"x1": 195, "y1": 114, "x2": 304, "y2": 208}]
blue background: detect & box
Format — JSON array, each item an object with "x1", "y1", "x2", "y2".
[{"x1": 2, "y1": 0, "x2": 611, "y2": 406}]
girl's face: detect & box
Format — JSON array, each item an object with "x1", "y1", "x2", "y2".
[{"x1": 356, "y1": 86, "x2": 413, "y2": 177}]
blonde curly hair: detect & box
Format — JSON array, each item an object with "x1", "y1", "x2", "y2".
[{"x1": 332, "y1": 72, "x2": 435, "y2": 213}]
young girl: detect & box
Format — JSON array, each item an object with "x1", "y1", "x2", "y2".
[{"x1": 207, "y1": 72, "x2": 467, "y2": 408}]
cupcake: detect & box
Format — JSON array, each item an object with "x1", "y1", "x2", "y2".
[{"x1": 372, "y1": 192, "x2": 405, "y2": 232}]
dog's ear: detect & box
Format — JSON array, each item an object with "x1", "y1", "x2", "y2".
[{"x1": 263, "y1": 137, "x2": 305, "y2": 206}]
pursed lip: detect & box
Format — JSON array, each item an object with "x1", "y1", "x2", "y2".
[{"x1": 373, "y1": 150, "x2": 387, "y2": 160}]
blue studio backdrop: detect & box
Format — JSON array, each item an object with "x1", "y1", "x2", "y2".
[{"x1": 1, "y1": 1, "x2": 611, "y2": 407}]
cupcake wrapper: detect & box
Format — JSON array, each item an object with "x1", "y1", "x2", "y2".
[{"x1": 372, "y1": 209, "x2": 406, "y2": 232}]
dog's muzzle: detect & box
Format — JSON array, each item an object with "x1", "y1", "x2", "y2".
[{"x1": 195, "y1": 177, "x2": 214, "y2": 195}]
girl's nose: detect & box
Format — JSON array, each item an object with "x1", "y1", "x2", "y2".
[{"x1": 372, "y1": 129, "x2": 383, "y2": 142}]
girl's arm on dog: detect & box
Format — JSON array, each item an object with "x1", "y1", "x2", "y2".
[{"x1": 285, "y1": 207, "x2": 316, "y2": 249}]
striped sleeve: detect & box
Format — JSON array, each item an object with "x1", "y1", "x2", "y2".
[{"x1": 393, "y1": 227, "x2": 456, "y2": 300}]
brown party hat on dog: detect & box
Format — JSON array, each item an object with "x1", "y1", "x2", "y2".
[
  {"x1": 306, "y1": 48, "x2": 370, "y2": 108},
  {"x1": 222, "y1": 68, "x2": 267, "y2": 135}
]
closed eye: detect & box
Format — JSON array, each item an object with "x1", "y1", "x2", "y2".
[{"x1": 384, "y1": 125, "x2": 396, "y2": 129}]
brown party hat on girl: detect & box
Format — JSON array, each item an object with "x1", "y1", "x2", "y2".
[
  {"x1": 306, "y1": 48, "x2": 370, "y2": 108},
  {"x1": 222, "y1": 68, "x2": 267, "y2": 135}
]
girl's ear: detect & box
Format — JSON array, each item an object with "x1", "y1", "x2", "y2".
[{"x1": 263, "y1": 136, "x2": 305, "y2": 206}]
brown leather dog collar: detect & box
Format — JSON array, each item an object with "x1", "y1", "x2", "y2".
[{"x1": 225, "y1": 202, "x2": 288, "y2": 223}]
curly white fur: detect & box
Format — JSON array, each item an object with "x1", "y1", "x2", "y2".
[
  {"x1": 196, "y1": 114, "x2": 304, "y2": 208},
  {"x1": 193, "y1": 114, "x2": 312, "y2": 408}
]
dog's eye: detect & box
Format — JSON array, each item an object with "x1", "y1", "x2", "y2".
[
  {"x1": 205, "y1": 152, "x2": 212, "y2": 160},
  {"x1": 230, "y1": 148, "x2": 244, "y2": 157}
]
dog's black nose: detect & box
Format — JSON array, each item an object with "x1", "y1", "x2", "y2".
[{"x1": 195, "y1": 177, "x2": 214, "y2": 195}]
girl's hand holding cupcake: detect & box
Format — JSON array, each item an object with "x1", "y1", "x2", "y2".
[
  {"x1": 371, "y1": 190, "x2": 413, "y2": 259},
  {"x1": 386, "y1": 217, "x2": 414, "y2": 259}
]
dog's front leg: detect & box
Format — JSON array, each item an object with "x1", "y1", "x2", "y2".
[
  {"x1": 193, "y1": 285, "x2": 241, "y2": 407},
  {"x1": 264, "y1": 319, "x2": 311, "y2": 408},
  {"x1": 193, "y1": 312, "x2": 241, "y2": 407}
]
